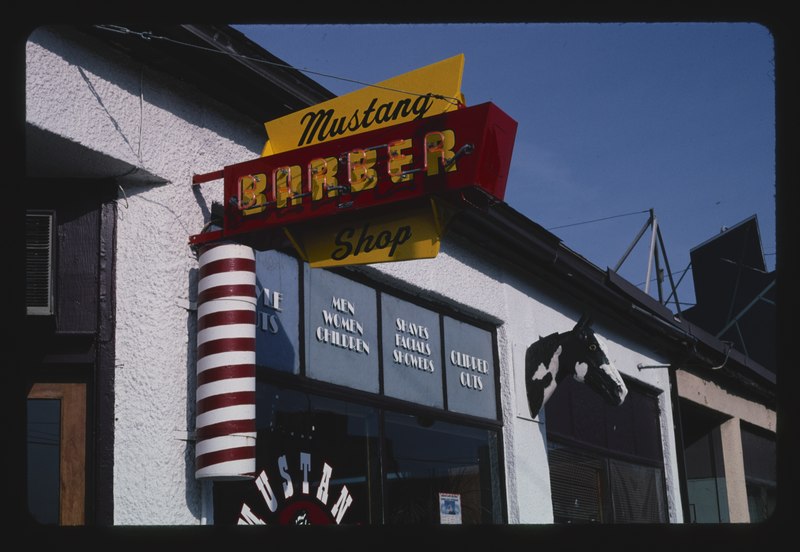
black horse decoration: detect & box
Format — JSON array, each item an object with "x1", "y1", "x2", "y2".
[{"x1": 525, "y1": 314, "x2": 628, "y2": 417}]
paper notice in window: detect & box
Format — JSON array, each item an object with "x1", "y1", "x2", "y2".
[{"x1": 439, "y1": 492, "x2": 462, "y2": 524}]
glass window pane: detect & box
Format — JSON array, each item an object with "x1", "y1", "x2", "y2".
[
  {"x1": 213, "y1": 383, "x2": 380, "y2": 525},
  {"x1": 27, "y1": 399, "x2": 61, "y2": 525},
  {"x1": 680, "y1": 400, "x2": 730, "y2": 523},
  {"x1": 547, "y1": 377, "x2": 664, "y2": 464},
  {"x1": 608, "y1": 458, "x2": 667, "y2": 523},
  {"x1": 630, "y1": 390, "x2": 663, "y2": 461},
  {"x1": 569, "y1": 379, "x2": 609, "y2": 447},
  {"x1": 746, "y1": 482, "x2": 776, "y2": 523},
  {"x1": 741, "y1": 425, "x2": 776, "y2": 484},
  {"x1": 548, "y1": 444, "x2": 603, "y2": 523},
  {"x1": 383, "y1": 411, "x2": 503, "y2": 524},
  {"x1": 741, "y1": 424, "x2": 776, "y2": 522}
]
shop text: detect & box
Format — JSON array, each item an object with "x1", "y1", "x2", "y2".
[
  {"x1": 259, "y1": 288, "x2": 283, "y2": 334},
  {"x1": 297, "y1": 95, "x2": 435, "y2": 147},
  {"x1": 315, "y1": 296, "x2": 371, "y2": 354},
  {"x1": 450, "y1": 350, "x2": 490, "y2": 391},
  {"x1": 238, "y1": 451, "x2": 353, "y2": 525},
  {"x1": 237, "y1": 129, "x2": 457, "y2": 216},
  {"x1": 331, "y1": 223, "x2": 412, "y2": 261},
  {"x1": 392, "y1": 317, "x2": 435, "y2": 372}
]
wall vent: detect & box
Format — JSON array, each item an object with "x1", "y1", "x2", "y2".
[{"x1": 26, "y1": 211, "x2": 55, "y2": 315}]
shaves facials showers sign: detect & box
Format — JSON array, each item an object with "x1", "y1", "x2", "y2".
[{"x1": 381, "y1": 293, "x2": 443, "y2": 408}]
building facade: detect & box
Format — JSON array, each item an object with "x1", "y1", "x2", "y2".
[{"x1": 20, "y1": 24, "x2": 777, "y2": 531}]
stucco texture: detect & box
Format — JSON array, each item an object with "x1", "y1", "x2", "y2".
[{"x1": 27, "y1": 26, "x2": 264, "y2": 524}]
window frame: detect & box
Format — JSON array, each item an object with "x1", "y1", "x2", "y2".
[
  {"x1": 27, "y1": 382, "x2": 86, "y2": 525},
  {"x1": 212, "y1": 375, "x2": 507, "y2": 525},
  {"x1": 545, "y1": 376, "x2": 669, "y2": 523},
  {"x1": 25, "y1": 210, "x2": 56, "y2": 316}
]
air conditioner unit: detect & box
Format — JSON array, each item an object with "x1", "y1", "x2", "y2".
[{"x1": 26, "y1": 211, "x2": 55, "y2": 315}]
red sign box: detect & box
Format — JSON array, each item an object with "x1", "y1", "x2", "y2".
[{"x1": 190, "y1": 102, "x2": 517, "y2": 248}]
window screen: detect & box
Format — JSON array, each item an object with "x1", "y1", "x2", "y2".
[
  {"x1": 546, "y1": 377, "x2": 668, "y2": 523},
  {"x1": 549, "y1": 446, "x2": 603, "y2": 523},
  {"x1": 26, "y1": 211, "x2": 55, "y2": 315},
  {"x1": 608, "y1": 458, "x2": 667, "y2": 523}
]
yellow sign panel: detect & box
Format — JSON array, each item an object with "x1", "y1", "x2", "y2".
[
  {"x1": 262, "y1": 54, "x2": 466, "y2": 156},
  {"x1": 285, "y1": 201, "x2": 448, "y2": 268}
]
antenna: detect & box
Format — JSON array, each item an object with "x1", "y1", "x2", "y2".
[{"x1": 613, "y1": 208, "x2": 683, "y2": 316}]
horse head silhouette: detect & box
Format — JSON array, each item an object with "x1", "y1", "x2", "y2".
[{"x1": 525, "y1": 314, "x2": 627, "y2": 417}]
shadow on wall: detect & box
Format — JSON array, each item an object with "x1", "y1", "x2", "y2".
[
  {"x1": 184, "y1": 265, "x2": 202, "y2": 518},
  {"x1": 27, "y1": 26, "x2": 266, "y2": 159}
]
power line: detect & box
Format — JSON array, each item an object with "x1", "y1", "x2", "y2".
[
  {"x1": 91, "y1": 25, "x2": 464, "y2": 108},
  {"x1": 547, "y1": 209, "x2": 650, "y2": 231}
]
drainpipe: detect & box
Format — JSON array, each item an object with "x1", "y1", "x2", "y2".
[{"x1": 668, "y1": 366, "x2": 692, "y2": 523}]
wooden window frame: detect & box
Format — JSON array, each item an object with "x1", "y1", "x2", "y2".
[{"x1": 28, "y1": 383, "x2": 86, "y2": 525}]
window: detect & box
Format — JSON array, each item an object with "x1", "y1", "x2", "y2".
[
  {"x1": 607, "y1": 457, "x2": 667, "y2": 522},
  {"x1": 548, "y1": 446, "x2": 603, "y2": 523},
  {"x1": 545, "y1": 376, "x2": 667, "y2": 523},
  {"x1": 26, "y1": 383, "x2": 86, "y2": 525},
  {"x1": 213, "y1": 383, "x2": 381, "y2": 525},
  {"x1": 25, "y1": 211, "x2": 55, "y2": 315},
  {"x1": 679, "y1": 399, "x2": 730, "y2": 523},
  {"x1": 211, "y1": 261, "x2": 505, "y2": 525},
  {"x1": 27, "y1": 398, "x2": 61, "y2": 524},
  {"x1": 383, "y1": 411, "x2": 503, "y2": 524},
  {"x1": 213, "y1": 381, "x2": 504, "y2": 525},
  {"x1": 741, "y1": 423, "x2": 776, "y2": 522}
]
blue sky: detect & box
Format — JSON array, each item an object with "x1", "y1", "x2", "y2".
[{"x1": 234, "y1": 23, "x2": 776, "y2": 310}]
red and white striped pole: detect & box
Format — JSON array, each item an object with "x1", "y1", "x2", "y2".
[{"x1": 195, "y1": 243, "x2": 257, "y2": 480}]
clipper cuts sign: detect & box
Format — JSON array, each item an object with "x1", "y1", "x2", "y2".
[{"x1": 190, "y1": 55, "x2": 517, "y2": 267}]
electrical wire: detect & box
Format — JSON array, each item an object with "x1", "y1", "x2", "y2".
[
  {"x1": 91, "y1": 25, "x2": 464, "y2": 108},
  {"x1": 711, "y1": 341, "x2": 733, "y2": 370},
  {"x1": 546, "y1": 209, "x2": 650, "y2": 231}
]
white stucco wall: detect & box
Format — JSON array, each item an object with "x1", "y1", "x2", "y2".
[
  {"x1": 27, "y1": 26, "x2": 265, "y2": 525},
  {"x1": 26, "y1": 25, "x2": 683, "y2": 525}
]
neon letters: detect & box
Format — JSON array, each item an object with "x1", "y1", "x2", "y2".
[{"x1": 237, "y1": 130, "x2": 457, "y2": 217}]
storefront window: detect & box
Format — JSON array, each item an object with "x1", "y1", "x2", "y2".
[
  {"x1": 212, "y1": 263, "x2": 505, "y2": 525},
  {"x1": 213, "y1": 382, "x2": 381, "y2": 525},
  {"x1": 213, "y1": 382, "x2": 504, "y2": 525},
  {"x1": 383, "y1": 411, "x2": 503, "y2": 524}
]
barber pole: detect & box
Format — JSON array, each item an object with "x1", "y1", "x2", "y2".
[{"x1": 195, "y1": 243, "x2": 257, "y2": 480}]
